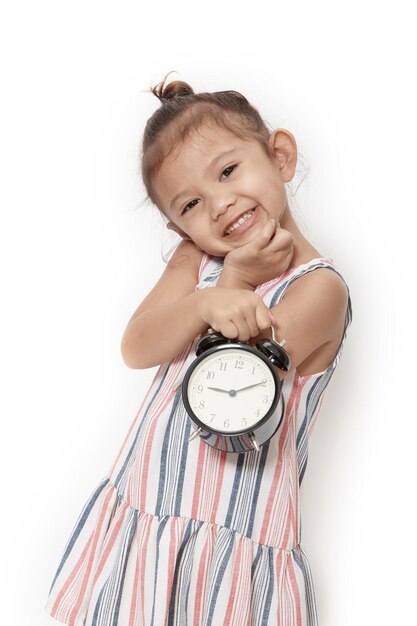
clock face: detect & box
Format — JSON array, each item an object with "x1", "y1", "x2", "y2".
[{"x1": 184, "y1": 346, "x2": 277, "y2": 435}]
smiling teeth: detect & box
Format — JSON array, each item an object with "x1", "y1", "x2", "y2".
[{"x1": 225, "y1": 209, "x2": 255, "y2": 235}]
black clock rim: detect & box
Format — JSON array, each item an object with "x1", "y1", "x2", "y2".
[{"x1": 181, "y1": 342, "x2": 282, "y2": 437}]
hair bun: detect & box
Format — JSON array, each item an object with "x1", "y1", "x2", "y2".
[{"x1": 151, "y1": 72, "x2": 194, "y2": 102}]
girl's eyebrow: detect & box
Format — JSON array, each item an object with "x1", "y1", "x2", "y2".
[{"x1": 170, "y1": 148, "x2": 238, "y2": 211}]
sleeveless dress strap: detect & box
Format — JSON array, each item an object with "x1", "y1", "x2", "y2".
[{"x1": 196, "y1": 253, "x2": 224, "y2": 289}]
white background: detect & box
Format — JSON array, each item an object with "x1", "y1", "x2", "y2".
[{"x1": 1, "y1": 1, "x2": 415, "y2": 624}]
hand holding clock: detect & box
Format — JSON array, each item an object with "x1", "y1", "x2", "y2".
[{"x1": 197, "y1": 287, "x2": 274, "y2": 343}]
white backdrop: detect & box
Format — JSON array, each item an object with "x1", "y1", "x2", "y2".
[{"x1": 1, "y1": 1, "x2": 415, "y2": 624}]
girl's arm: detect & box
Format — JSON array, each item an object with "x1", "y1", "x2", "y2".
[
  {"x1": 120, "y1": 240, "x2": 274, "y2": 369},
  {"x1": 251, "y1": 268, "x2": 349, "y2": 378},
  {"x1": 120, "y1": 240, "x2": 205, "y2": 369}
]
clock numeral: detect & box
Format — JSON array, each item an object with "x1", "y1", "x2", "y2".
[
  {"x1": 219, "y1": 362, "x2": 227, "y2": 371},
  {"x1": 262, "y1": 395, "x2": 269, "y2": 404},
  {"x1": 224, "y1": 419, "x2": 230, "y2": 429},
  {"x1": 261, "y1": 378, "x2": 267, "y2": 387},
  {"x1": 251, "y1": 366, "x2": 256, "y2": 375},
  {"x1": 210, "y1": 413, "x2": 216, "y2": 422},
  {"x1": 206, "y1": 371, "x2": 215, "y2": 380},
  {"x1": 241, "y1": 418, "x2": 247, "y2": 427},
  {"x1": 235, "y1": 360, "x2": 244, "y2": 369},
  {"x1": 199, "y1": 400, "x2": 205, "y2": 409},
  {"x1": 197, "y1": 385, "x2": 203, "y2": 393},
  {"x1": 256, "y1": 409, "x2": 261, "y2": 418}
]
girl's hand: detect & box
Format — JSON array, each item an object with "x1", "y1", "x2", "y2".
[
  {"x1": 222, "y1": 219, "x2": 294, "y2": 288},
  {"x1": 197, "y1": 287, "x2": 273, "y2": 342}
]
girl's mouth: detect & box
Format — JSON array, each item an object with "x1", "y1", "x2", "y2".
[{"x1": 224, "y1": 206, "x2": 258, "y2": 237}]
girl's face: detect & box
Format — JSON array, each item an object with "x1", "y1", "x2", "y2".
[{"x1": 153, "y1": 123, "x2": 297, "y2": 257}]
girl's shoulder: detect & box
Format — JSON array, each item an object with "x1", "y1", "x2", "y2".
[{"x1": 167, "y1": 239, "x2": 205, "y2": 275}]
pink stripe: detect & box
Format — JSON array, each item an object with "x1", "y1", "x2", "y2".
[
  {"x1": 139, "y1": 515, "x2": 153, "y2": 626},
  {"x1": 51, "y1": 483, "x2": 115, "y2": 625},
  {"x1": 164, "y1": 518, "x2": 182, "y2": 623},
  {"x1": 128, "y1": 527, "x2": 140, "y2": 626},
  {"x1": 198, "y1": 253, "x2": 212, "y2": 283},
  {"x1": 50, "y1": 532, "x2": 94, "y2": 623},
  {"x1": 91, "y1": 500, "x2": 129, "y2": 586},
  {"x1": 275, "y1": 549, "x2": 287, "y2": 626},
  {"x1": 209, "y1": 450, "x2": 226, "y2": 523},
  {"x1": 191, "y1": 439, "x2": 206, "y2": 519},
  {"x1": 259, "y1": 404, "x2": 291, "y2": 545},
  {"x1": 67, "y1": 485, "x2": 116, "y2": 625},
  {"x1": 108, "y1": 365, "x2": 163, "y2": 478},
  {"x1": 223, "y1": 536, "x2": 244, "y2": 625},
  {"x1": 138, "y1": 389, "x2": 177, "y2": 510},
  {"x1": 287, "y1": 555, "x2": 302, "y2": 626},
  {"x1": 259, "y1": 375, "x2": 309, "y2": 546},
  {"x1": 193, "y1": 526, "x2": 212, "y2": 623}
]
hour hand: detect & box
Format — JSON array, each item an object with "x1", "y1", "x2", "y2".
[{"x1": 207, "y1": 386, "x2": 230, "y2": 394}]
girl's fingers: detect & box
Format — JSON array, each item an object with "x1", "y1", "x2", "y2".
[
  {"x1": 265, "y1": 228, "x2": 293, "y2": 251},
  {"x1": 236, "y1": 318, "x2": 254, "y2": 342},
  {"x1": 217, "y1": 317, "x2": 252, "y2": 342},
  {"x1": 245, "y1": 314, "x2": 261, "y2": 338},
  {"x1": 256, "y1": 219, "x2": 276, "y2": 246},
  {"x1": 255, "y1": 304, "x2": 274, "y2": 333},
  {"x1": 215, "y1": 320, "x2": 239, "y2": 340}
]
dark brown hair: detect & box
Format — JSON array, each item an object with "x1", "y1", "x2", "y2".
[{"x1": 141, "y1": 71, "x2": 274, "y2": 212}]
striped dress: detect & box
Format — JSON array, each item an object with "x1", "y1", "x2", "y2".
[{"x1": 45, "y1": 254, "x2": 352, "y2": 626}]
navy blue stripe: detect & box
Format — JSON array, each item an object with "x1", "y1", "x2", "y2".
[
  {"x1": 48, "y1": 477, "x2": 110, "y2": 594},
  {"x1": 174, "y1": 401, "x2": 192, "y2": 516},
  {"x1": 246, "y1": 443, "x2": 269, "y2": 537},
  {"x1": 260, "y1": 548, "x2": 275, "y2": 626},
  {"x1": 91, "y1": 508, "x2": 138, "y2": 626},
  {"x1": 111, "y1": 510, "x2": 138, "y2": 626},
  {"x1": 224, "y1": 453, "x2": 245, "y2": 528},
  {"x1": 150, "y1": 516, "x2": 170, "y2": 626},
  {"x1": 155, "y1": 388, "x2": 190, "y2": 516},
  {"x1": 166, "y1": 519, "x2": 203, "y2": 625},
  {"x1": 293, "y1": 547, "x2": 319, "y2": 626},
  {"x1": 113, "y1": 363, "x2": 170, "y2": 492},
  {"x1": 204, "y1": 529, "x2": 235, "y2": 626},
  {"x1": 270, "y1": 261, "x2": 343, "y2": 308}
]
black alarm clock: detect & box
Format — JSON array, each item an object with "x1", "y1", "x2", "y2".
[{"x1": 181, "y1": 327, "x2": 291, "y2": 453}]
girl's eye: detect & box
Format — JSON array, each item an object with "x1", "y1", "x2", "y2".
[
  {"x1": 181, "y1": 198, "x2": 199, "y2": 214},
  {"x1": 221, "y1": 164, "x2": 237, "y2": 179},
  {"x1": 180, "y1": 165, "x2": 237, "y2": 214}
]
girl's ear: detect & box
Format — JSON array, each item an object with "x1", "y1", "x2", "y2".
[
  {"x1": 166, "y1": 221, "x2": 192, "y2": 241},
  {"x1": 268, "y1": 129, "x2": 298, "y2": 182}
]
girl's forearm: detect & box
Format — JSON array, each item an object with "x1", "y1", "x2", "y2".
[
  {"x1": 121, "y1": 272, "x2": 256, "y2": 370},
  {"x1": 121, "y1": 291, "x2": 210, "y2": 369},
  {"x1": 216, "y1": 269, "x2": 255, "y2": 290}
]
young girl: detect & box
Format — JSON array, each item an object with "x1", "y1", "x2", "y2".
[{"x1": 45, "y1": 74, "x2": 352, "y2": 626}]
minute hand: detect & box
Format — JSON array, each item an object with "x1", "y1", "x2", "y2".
[{"x1": 234, "y1": 382, "x2": 265, "y2": 393}]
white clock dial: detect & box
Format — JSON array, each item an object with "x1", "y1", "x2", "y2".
[{"x1": 187, "y1": 348, "x2": 276, "y2": 434}]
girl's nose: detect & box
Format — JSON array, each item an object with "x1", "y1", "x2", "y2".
[{"x1": 210, "y1": 196, "x2": 236, "y2": 220}]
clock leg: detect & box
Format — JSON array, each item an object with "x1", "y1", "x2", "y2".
[
  {"x1": 188, "y1": 427, "x2": 203, "y2": 443},
  {"x1": 249, "y1": 432, "x2": 260, "y2": 452}
]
